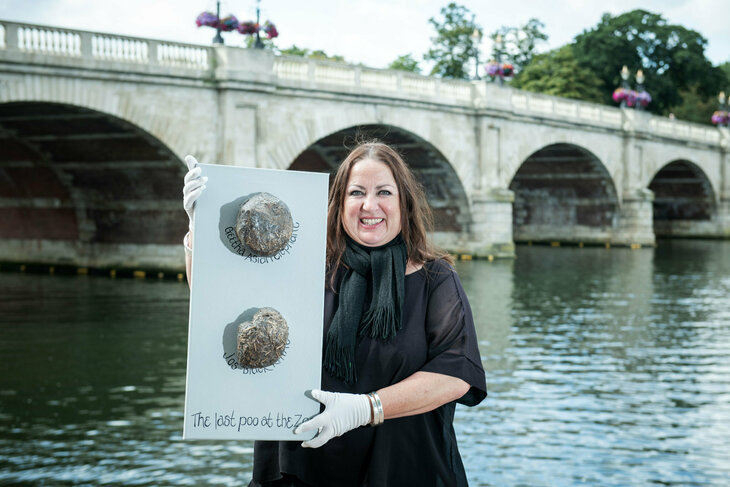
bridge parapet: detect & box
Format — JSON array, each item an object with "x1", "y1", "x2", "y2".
[
  {"x1": 0, "y1": 20, "x2": 209, "y2": 71},
  {"x1": 273, "y1": 56, "x2": 474, "y2": 104}
]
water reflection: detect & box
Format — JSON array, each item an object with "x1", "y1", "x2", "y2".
[
  {"x1": 1, "y1": 240, "x2": 729, "y2": 486},
  {"x1": 454, "y1": 241, "x2": 730, "y2": 486}
]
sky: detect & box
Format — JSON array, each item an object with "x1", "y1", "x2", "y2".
[{"x1": 1, "y1": 0, "x2": 729, "y2": 70}]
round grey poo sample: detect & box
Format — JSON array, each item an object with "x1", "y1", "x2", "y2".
[
  {"x1": 235, "y1": 192, "x2": 294, "y2": 257},
  {"x1": 237, "y1": 307, "x2": 289, "y2": 368}
]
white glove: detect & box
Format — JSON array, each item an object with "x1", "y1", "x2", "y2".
[
  {"x1": 294, "y1": 389, "x2": 371, "y2": 448},
  {"x1": 182, "y1": 155, "x2": 207, "y2": 231}
]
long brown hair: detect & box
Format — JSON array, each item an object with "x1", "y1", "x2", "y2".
[{"x1": 326, "y1": 141, "x2": 452, "y2": 278}]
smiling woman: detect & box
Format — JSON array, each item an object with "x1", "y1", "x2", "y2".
[
  {"x1": 249, "y1": 142, "x2": 486, "y2": 486},
  {"x1": 182, "y1": 141, "x2": 487, "y2": 486}
]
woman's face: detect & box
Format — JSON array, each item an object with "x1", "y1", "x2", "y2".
[{"x1": 342, "y1": 158, "x2": 402, "y2": 247}]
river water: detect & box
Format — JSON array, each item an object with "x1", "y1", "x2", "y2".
[{"x1": 0, "y1": 240, "x2": 728, "y2": 486}]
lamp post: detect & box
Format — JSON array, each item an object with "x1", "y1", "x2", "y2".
[
  {"x1": 715, "y1": 91, "x2": 729, "y2": 127},
  {"x1": 619, "y1": 65, "x2": 630, "y2": 108},
  {"x1": 253, "y1": 0, "x2": 264, "y2": 49},
  {"x1": 212, "y1": 0, "x2": 224, "y2": 44},
  {"x1": 495, "y1": 34, "x2": 503, "y2": 86},
  {"x1": 471, "y1": 29, "x2": 482, "y2": 80},
  {"x1": 635, "y1": 69, "x2": 645, "y2": 111}
]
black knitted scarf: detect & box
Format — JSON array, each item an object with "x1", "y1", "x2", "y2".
[{"x1": 324, "y1": 235, "x2": 407, "y2": 384}]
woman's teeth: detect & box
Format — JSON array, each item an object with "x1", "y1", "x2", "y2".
[{"x1": 361, "y1": 218, "x2": 383, "y2": 225}]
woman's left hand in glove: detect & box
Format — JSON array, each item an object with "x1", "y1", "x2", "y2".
[{"x1": 294, "y1": 390, "x2": 372, "y2": 448}]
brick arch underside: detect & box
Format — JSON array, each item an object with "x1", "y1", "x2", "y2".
[
  {"x1": 649, "y1": 160, "x2": 716, "y2": 237},
  {"x1": 509, "y1": 143, "x2": 619, "y2": 243},
  {"x1": 0, "y1": 102, "x2": 188, "y2": 265},
  {"x1": 288, "y1": 125, "x2": 470, "y2": 233}
]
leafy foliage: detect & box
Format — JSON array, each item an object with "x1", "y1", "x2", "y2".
[
  {"x1": 571, "y1": 9, "x2": 727, "y2": 114},
  {"x1": 511, "y1": 46, "x2": 604, "y2": 102},
  {"x1": 490, "y1": 18, "x2": 548, "y2": 74},
  {"x1": 278, "y1": 45, "x2": 345, "y2": 63},
  {"x1": 278, "y1": 45, "x2": 309, "y2": 57},
  {"x1": 670, "y1": 85, "x2": 720, "y2": 124},
  {"x1": 424, "y1": 2, "x2": 482, "y2": 79},
  {"x1": 388, "y1": 54, "x2": 421, "y2": 73}
]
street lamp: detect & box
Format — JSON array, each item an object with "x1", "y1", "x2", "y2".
[
  {"x1": 213, "y1": 0, "x2": 224, "y2": 44},
  {"x1": 495, "y1": 34, "x2": 503, "y2": 86},
  {"x1": 471, "y1": 29, "x2": 482, "y2": 80},
  {"x1": 613, "y1": 66, "x2": 651, "y2": 109},
  {"x1": 485, "y1": 34, "x2": 513, "y2": 85},
  {"x1": 253, "y1": 0, "x2": 264, "y2": 49},
  {"x1": 712, "y1": 91, "x2": 729, "y2": 126},
  {"x1": 619, "y1": 65, "x2": 630, "y2": 108},
  {"x1": 635, "y1": 69, "x2": 646, "y2": 111}
]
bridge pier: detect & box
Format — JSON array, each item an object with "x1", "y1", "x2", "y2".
[
  {"x1": 614, "y1": 189, "x2": 656, "y2": 246},
  {"x1": 461, "y1": 189, "x2": 515, "y2": 258},
  {"x1": 718, "y1": 199, "x2": 730, "y2": 237}
]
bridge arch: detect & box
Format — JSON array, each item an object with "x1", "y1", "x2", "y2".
[
  {"x1": 509, "y1": 143, "x2": 619, "y2": 243},
  {"x1": 506, "y1": 131, "x2": 620, "y2": 193},
  {"x1": 287, "y1": 124, "x2": 471, "y2": 233},
  {"x1": 0, "y1": 76, "x2": 211, "y2": 161},
  {"x1": 649, "y1": 159, "x2": 717, "y2": 237},
  {"x1": 262, "y1": 104, "x2": 473, "y2": 195},
  {"x1": 0, "y1": 101, "x2": 187, "y2": 268}
]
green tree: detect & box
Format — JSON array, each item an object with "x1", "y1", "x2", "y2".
[
  {"x1": 490, "y1": 18, "x2": 548, "y2": 74},
  {"x1": 279, "y1": 45, "x2": 309, "y2": 57},
  {"x1": 424, "y1": 2, "x2": 481, "y2": 79},
  {"x1": 670, "y1": 85, "x2": 719, "y2": 124},
  {"x1": 511, "y1": 46, "x2": 604, "y2": 102},
  {"x1": 309, "y1": 50, "x2": 345, "y2": 63},
  {"x1": 388, "y1": 54, "x2": 421, "y2": 73},
  {"x1": 277, "y1": 45, "x2": 345, "y2": 63},
  {"x1": 719, "y1": 61, "x2": 730, "y2": 85},
  {"x1": 572, "y1": 9, "x2": 727, "y2": 114}
]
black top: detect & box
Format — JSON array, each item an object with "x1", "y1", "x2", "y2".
[{"x1": 252, "y1": 259, "x2": 487, "y2": 487}]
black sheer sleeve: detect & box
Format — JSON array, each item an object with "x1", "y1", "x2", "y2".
[{"x1": 420, "y1": 260, "x2": 487, "y2": 406}]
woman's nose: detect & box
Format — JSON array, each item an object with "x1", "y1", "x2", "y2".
[{"x1": 361, "y1": 193, "x2": 377, "y2": 211}]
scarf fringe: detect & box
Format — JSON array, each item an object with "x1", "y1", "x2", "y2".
[
  {"x1": 360, "y1": 304, "x2": 399, "y2": 340},
  {"x1": 323, "y1": 332, "x2": 357, "y2": 384}
]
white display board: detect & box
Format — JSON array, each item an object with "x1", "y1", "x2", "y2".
[{"x1": 183, "y1": 164, "x2": 328, "y2": 440}]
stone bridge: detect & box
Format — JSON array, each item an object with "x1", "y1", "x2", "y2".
[{"x1": 1, "y1": 20, "x2": 728, "y2": 270}]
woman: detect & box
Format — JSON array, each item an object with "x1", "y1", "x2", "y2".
[{"x1": 182, "y1": 142, "x2": 487, "y2": 486}]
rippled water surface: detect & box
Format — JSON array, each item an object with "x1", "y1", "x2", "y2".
[{"x1": 1, "y1": 240, "x2": 729, "y2": 486}]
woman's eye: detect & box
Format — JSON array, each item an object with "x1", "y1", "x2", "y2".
[
  {"x1": 349, "y1": 190, "x2": 364, "y2": 196},
  {"x1": 378, "y1": 190, "x2": 392, "y2": 196}
]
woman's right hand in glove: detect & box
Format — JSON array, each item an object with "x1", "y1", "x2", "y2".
[{"x1": 182, "y1": 155, "x2": 207, "y2": 231}]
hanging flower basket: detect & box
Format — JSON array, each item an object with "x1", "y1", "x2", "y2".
[
  {"x1": 263, "y1": 21, "x2": 279, "y2": 39},
  {"x1": 485, "y1": 61, "x2": 513, "y2": 79},
  {"x1": 486, "y1": 61, "x2": 500, "y2": 77},
  {"x1": 612, "y1": 88, "x2": 628, "y2": 102},
  {"x1": 196, "y1": 11, "x2": 219, "y2": 28},
  {"x1": 711, "y1": 110, "x2": 729, "y2": 125},
  {"x1": 636, "y1": 91, "x2": 651, "y2": 108},
  {"x1": 219, "y1": 15, "x2": 240, "y2": 32},
  {"x1": 238, "y1": 21, "x2": 258, "y2": 35},
  {"x1": 625, "y1": 90, "x2": 638, "y2": 107}
]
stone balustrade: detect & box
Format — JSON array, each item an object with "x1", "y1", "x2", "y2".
[{"x1": 0, "y1": 20, "x2": 209, "y2": 69}]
